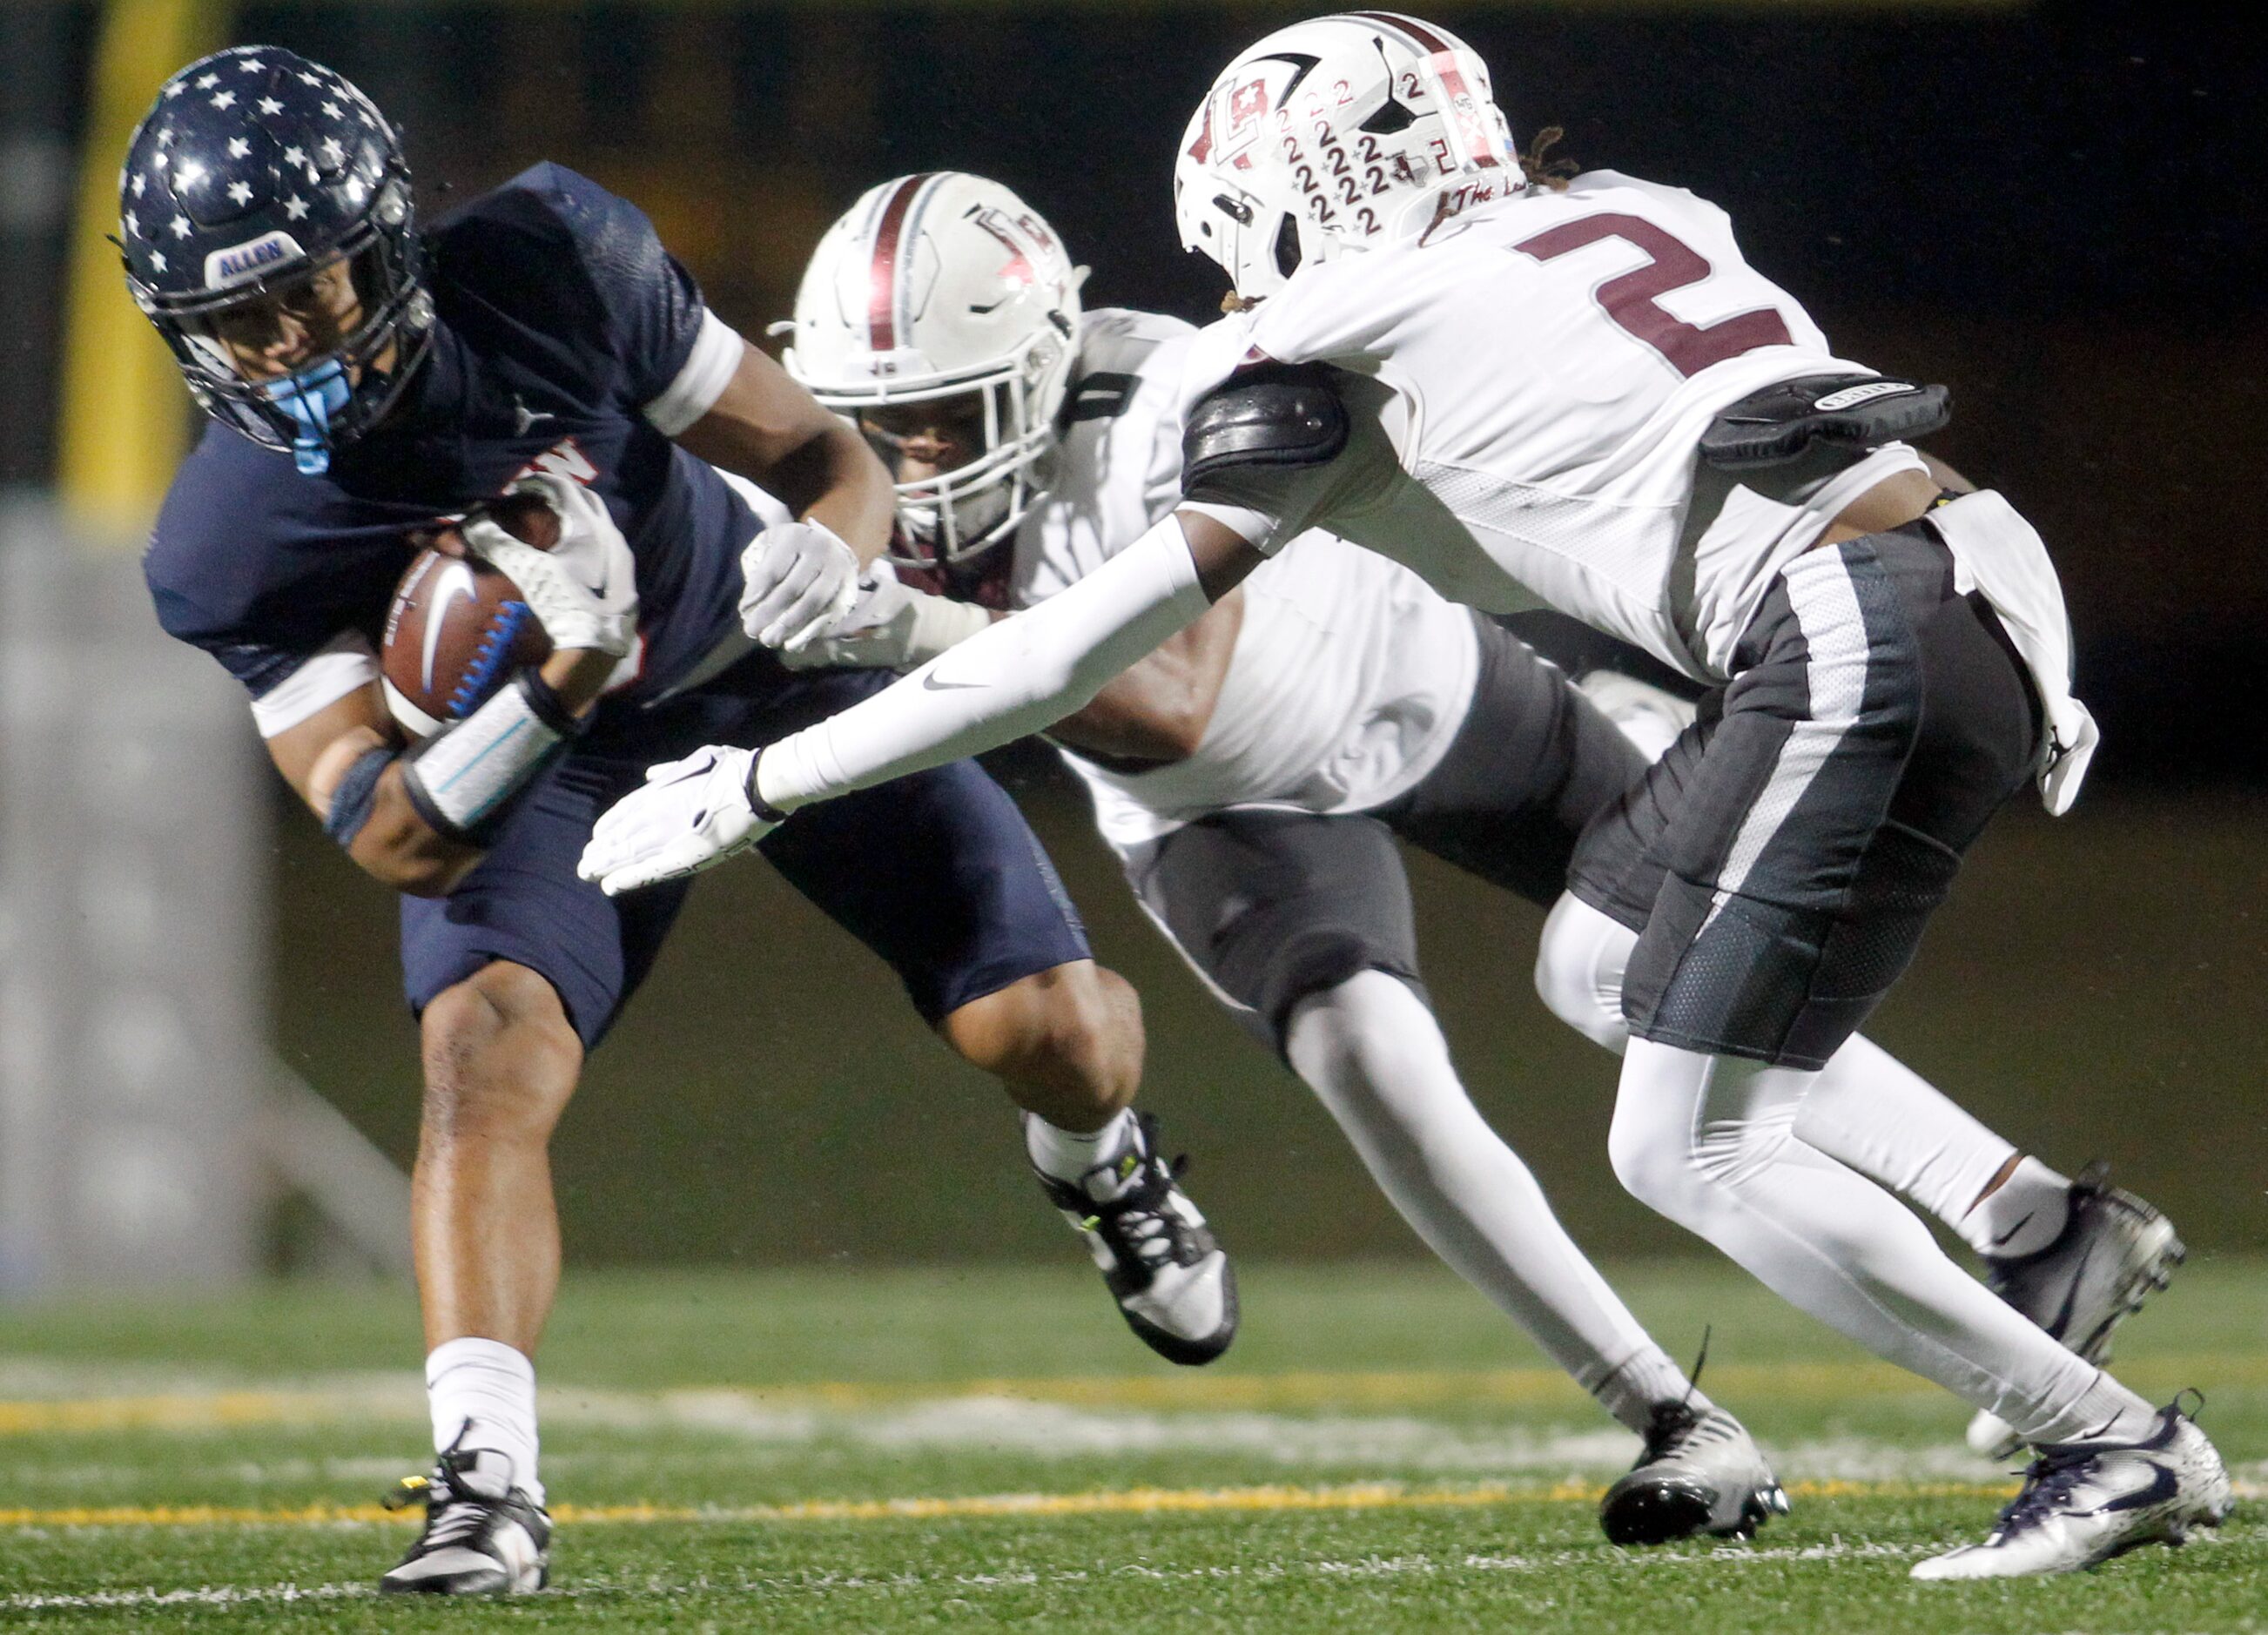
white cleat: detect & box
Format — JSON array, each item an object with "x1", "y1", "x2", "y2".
[
  {"x1": 1033, "y1": 1112, "x2": 1238, "y2": 1365},
  {"x1": 379, "y1": 1445, "x2": 550, "y2": 1595},
  {"x1": 1599, "y1": 1400, "x2": 1790, "y2": 1545},
  {"x1": 1966, "y1": 1162, "x2": 2185, "y2": 1460},
  {"x1": 1915, "y1": 1400, "x2": 2231, "y2": 1580}
]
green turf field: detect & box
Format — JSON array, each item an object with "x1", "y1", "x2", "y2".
[{"x1": 1, "y1": 1258, "x2": 2261, "y2": 1629}]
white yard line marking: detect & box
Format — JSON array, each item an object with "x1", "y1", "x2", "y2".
[
  {"x1": 7, "y1": 1352, "x2": 2265, "y2": 1430},
  {"x1": 10, "y1": 1528, "x2": 2264, "y2": 1611}
]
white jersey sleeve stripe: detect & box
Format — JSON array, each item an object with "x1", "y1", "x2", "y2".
[
  {"x1": 248, "y1": 629, "x2": 380, "y2": 738},
  {"x1": 642, "y1": 309, "x2": 744, "y2": 437}
]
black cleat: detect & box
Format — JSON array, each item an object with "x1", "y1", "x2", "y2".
[
  {"x1": 379, "y1": 1444, "x2": 550, "y2": 1595},
  {"x1": 1033, "y1": 1112, "x2": 1237, "y2": 1365}
]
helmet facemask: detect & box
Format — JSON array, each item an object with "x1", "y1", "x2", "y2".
[
  {"x1": 785, "y1": 172, "x2": 1086, "y2": 571},
  {"x1": 816, "y1": 326, "x2": 1067, "y2": 572},
  {"x1": 145, "y1": 197, "x2": 431, "y2": 474},
  {"x1": 119, "y1": 46, "x2": 433, "y2": 474}
]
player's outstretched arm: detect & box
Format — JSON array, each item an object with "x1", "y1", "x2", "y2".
[
  {"x1": 577, "y1": 512, "x2": 1264, "y2": 894},
  {"x1": 793, "y1": 571, "x2": 1248, "y2": 765}
]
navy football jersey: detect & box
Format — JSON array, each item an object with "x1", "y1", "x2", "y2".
[{"x1": 145, "y1": 162, "x2": 771, "y2": 727}]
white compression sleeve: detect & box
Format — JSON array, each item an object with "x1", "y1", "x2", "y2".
[
  {"x1": 757, "y1": 515, "x2": 1211, "y2": 809},
  {"x1": 1283, "y1": 972, "x2": 1692, "y2": 1435}
]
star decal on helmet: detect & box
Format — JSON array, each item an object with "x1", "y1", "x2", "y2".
[
  {"x1": 226, "y1": 137, "x2": 250, "y2": 158},
  {"x1": 210, "y1": 90, "x2": 235, "y2": 110},
  {"x1": 258, "y1": 98, "x2": 283, "y2": 116},
  {"x1": 195, "y1": 73, "x2": 219, "y2": 89},
  {"x1": 283, "y1": 194, "x2": 309, "y2": 220},
  {"x1": 227, "y1": 180, "x2": 253, "y2": 205}
]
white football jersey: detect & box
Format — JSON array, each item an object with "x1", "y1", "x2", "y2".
[
  {"x1": 1014, "y1": 308, "x2": 1479, "y2": 847},
  {"x1": 1179, "y1": 171, "x2": 1928, "y2": 681}
]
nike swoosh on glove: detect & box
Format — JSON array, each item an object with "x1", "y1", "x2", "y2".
[
  {"x1": 462, "y1": 472, "x2": 639, "y2": 657},
  {"x1": 577, "y1": 744, "x2": 777, "y2": 895},
  {"x1": 740, "y1": 519, "x2": 862, "y2": 653}
]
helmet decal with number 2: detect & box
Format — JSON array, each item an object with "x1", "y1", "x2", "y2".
[{"x1": 1174, "y1": 12, "x2": 1519, "y2": 301}]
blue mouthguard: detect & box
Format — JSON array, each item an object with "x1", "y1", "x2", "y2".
[{"x1": 259, "y1": 358, "x2": 353, "y2": 475}]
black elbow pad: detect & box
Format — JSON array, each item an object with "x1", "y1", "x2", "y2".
[
  {"x1": 1699, "y1": 373, "x2": 1950, "y2": 471},
  {"x1": 1182, "y1": 362, "x2": 1350, "y2": 495}
]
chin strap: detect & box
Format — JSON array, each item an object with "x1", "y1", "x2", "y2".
[{"x1": 259, "y1": 357, "x2": 354, "y2": 474}]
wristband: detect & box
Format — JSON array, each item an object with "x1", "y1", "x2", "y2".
[
  {"x1": 400, "y1": 669, "x2": 579, "y2": 844},
  {"x1": 744, "y1": 749, "x2": 795, "y2": 824},
  {"x1": 322, "y1": 743, "x2": 396, "y2": 850}
]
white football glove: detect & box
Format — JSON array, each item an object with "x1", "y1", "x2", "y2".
[
  {"x1": 739, "y1": 518, "x2": 861, "y2": 653},
  {"x1": 780, "y1": 562, "x2": 996, "y2": 671},
  {"x1": 461, "y1": 472, "x2": 638, "y2": 657},
  {"x1": 577, "y1": 744, "x2": 777, "y2": 895}
]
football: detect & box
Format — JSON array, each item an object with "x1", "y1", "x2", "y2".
[{"x1": 380, "y1": 493, "x2": 556, "y2": 738}]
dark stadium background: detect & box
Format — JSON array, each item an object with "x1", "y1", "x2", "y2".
[{"x1": 3, "y1": 1, "x2": 2260, "y2": 1268}]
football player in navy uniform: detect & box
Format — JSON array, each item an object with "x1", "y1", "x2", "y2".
[{"x1": 126, "y1": 47, "x2": 1234, "y2": 1595}]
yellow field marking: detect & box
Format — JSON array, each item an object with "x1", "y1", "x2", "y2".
[
  {"x1": 0, "y1": 1476, "x2": 2027, "y2": 1531},
  {"x1": 3, "y1": 1351, "x2": 2263, "y2": 1435}
]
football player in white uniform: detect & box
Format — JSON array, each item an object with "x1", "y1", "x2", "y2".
[
  {"x1": 782, "y1": 171, "x2": 1787, "y2": 1544},
  {"x1": 584, "y1": 17, "x2": 2228, "y2": 1578}
]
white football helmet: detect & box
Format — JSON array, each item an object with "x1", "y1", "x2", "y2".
[
  {"x1": 1174, "y1": 11, "x2": 1520, "y2": 300},
  {"x1": 786, "y1": 172, "x2": 1083, "y2": 568}
]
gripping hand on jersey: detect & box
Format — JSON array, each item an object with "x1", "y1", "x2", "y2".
[
  {"x1": 577, "y1": 744, "x2": 777, "y2": 894},
  {"x1": 463, "y1": 471, "x2": 638, "y2": 657},
  {"x1": 779, "y1": 562, "x2": 995, "y2": 671},
  {"x1": 740, "y1": 518, "x2": 861, "y2": 654}
]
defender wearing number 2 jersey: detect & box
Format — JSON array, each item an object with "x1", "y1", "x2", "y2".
[{"x1": 586, "y1": 13, "x2": 2225, "y2": 1582}]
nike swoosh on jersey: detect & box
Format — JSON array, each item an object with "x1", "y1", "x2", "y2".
[
  {"x1": 921, "y1": 672, "x2": 986, "y2": 690},
  {"x1": 422, "y1": 561, "x2": 477, "y2": 692}
]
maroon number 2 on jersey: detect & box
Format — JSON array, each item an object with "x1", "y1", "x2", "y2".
[{"x1": 1515, "y1": 212, "x2": 1793, "y2": 379}]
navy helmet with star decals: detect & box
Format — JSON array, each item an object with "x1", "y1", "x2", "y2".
[{"x1": 119, "y1": 45, "x2": 431, "y2": 474}]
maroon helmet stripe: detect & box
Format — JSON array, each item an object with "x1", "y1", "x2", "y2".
[
  {"x1": 866, "y1": 173, "x2": 936, "y2": 353},
  {"x1": 1344, "y1": 10, "x2": 1456, "y2": 54}
]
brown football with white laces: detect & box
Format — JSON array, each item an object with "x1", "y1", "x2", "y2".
[{"x1": 380, "y1": 494, "x2": 557, "y2": 739}]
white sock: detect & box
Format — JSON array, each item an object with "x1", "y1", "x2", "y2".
[
  {"x1": 1284, "y1": 971, "x2": 1679, "y2": 1437},
  {"x1": 1610, "y1": 1039, "x2": 2155, "y2": 1447},
  {"x1": 1023, "y1": 1107, "x2": 1139, "y2": 1187},
  {"x1": 1594, "y1": 1348, "x2": 1713, "y2": 1434},
  {"x1": 1962, "y1": 1155, "x2": 2073, "y2": 1260},
  {"x1": 427, "y1": 1337, "x2": 542, "y2": 1504}
]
